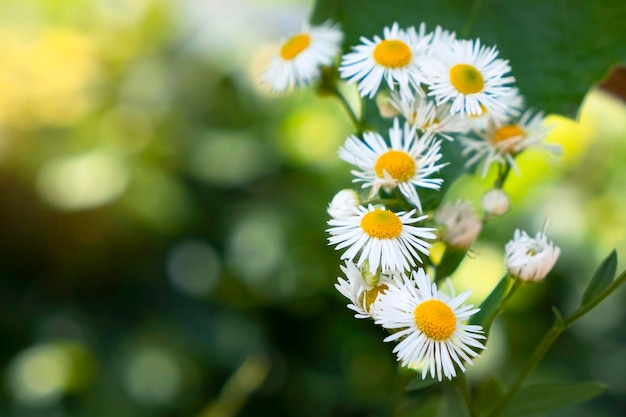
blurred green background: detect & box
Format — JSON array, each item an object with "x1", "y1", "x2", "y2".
[{"x1": 0, "y1": 0, "x2": 625, "y2": 416}]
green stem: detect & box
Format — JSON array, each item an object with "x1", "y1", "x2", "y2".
[
  {"x1": 488, "y1": 269, "x2": 626, "y2": 417},
  {"x1": 494, "y1": 163, "x2": 511, "y2": 189},
  {"x1": 333, "y1": 87, "x2": 362, "y2": 132}
]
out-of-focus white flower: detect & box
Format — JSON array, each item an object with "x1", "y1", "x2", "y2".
[
  {"x1": 435, "y1": 202, "x2": 482, "y2": 249},
  {"x1": 262, "y1": 22, "x2": 343, "y2": 93},
  {"x1": 482, "y1": 188, "x2": 510, "y2": 217},
  {"x1": 505, "y1": 228, "x2": 560, "y2": 282}
]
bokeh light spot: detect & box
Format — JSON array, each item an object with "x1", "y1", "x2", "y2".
[
  {"x1": 36, "y1": 150, "x2": 130, "y2": 211},
  {"x1": 166, "y1": 240, "x2": 221, "y2": 296}
]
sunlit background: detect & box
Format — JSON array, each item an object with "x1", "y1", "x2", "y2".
[{"x1": 1, "y1": 0, "x2": 625, "y2": 416}]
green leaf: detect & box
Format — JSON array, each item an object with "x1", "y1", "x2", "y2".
[
  {"x1": 501, "y1": 381, "x2": 607, "y2": 417},
  {"x1": 469, "y1": 275, "x2": 510, "y2": 337},
  {"x1": 475, "y1": 376, "x2": 505, "y2": 415},
  {"x1": 581, "y1": 250, "x2": 617, "y2": 306},
  {"x1": 405, "y1": 375, "x2": 440, "y2": 392},
  {"x1": 311, "y1": 0, "x2": 626, "y2": 116}
]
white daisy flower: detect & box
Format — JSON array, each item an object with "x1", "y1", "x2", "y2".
[
  {"x1": 460, "y1": 109, "x2": 562, "y2": 177},
  {"x1": 435, "y1": 201, "x2": 482, "y2": 249},
  {"x1": 505, "y1": 228, "x2": 560, "y2": 282},
  {"x1": 339, "y1": 22, "x2": 431, "y2": 100},
  {"x1": 335, "y1": 260, "x2": 403, "y2": 319},
  {"x1": 422, "y1": 38, "x2": 516, "y2": 117},
  {"x1": 339, "y1": 118, "x2": 446, "y2": 212},
  {"x1": 327, "y1": 189, "x2": 360, "y2": 219},
  {"x1": 326, "y1": 204, "x2": 436, "y2": 274},
  {"x1": 482, "y1": 188, "x2": 510, "y2": 217},
  {"x1": 262, "y1": 22, "x2": 343, "y2": 93},
  {"x1": 375, "y1": 268, "x2": 486, "y2": 381},
  {"x1": 388, "y1": 91, "x2": 470, "y2": 141}
]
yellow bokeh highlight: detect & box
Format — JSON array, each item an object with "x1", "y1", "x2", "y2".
[{"x1": 0, "y1": 26, "x2": 98, "y2": 128}]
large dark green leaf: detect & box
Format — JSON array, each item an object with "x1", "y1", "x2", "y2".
[
  {"x1": 581, "y1": 249, "x2": 617, "y2": 306},
  {"x1": 311, "y1": 0, "x2": 626, "y2": 116},
  {"x1": 501, "y1": 381, "x2": 607, "y2": 417}
]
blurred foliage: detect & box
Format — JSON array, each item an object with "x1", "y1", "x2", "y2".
[{"x1": 0, "y1": 1, "x2": 625, "y2": 417}]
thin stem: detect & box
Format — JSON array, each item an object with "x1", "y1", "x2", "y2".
[
  {"x1": 488, "y1": 269, "x2": 626, "y2": 417},
  {"x1": 487, "y1": 325, "x2": 562, "y2": 417},
  {"x1": 494, "y1": 163, "x2": 511, "y2": 189},
  {"x1": 333, "y1": 87, "x2": 362, "y2": 131}
]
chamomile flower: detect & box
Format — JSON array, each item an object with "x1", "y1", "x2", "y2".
[
  {"x1": 340, "y1": 22, "x2": 431, "y2": 100},
  {"x1": 388, "y1": 91, "x2": 469, "y2": 140},
  {"x1": 375, "y1": 269, "x2": 486, "y2": 380},
  {"x1": 262, "y1": 22, "x2": 343, "y2": 93},
  {"x1": 460, "y1": 109, "x2": 561, "y2": 177},
  {"x1": 339, "y1": 118, "x2": 446, "y2": 212},
  {"x1": 505, "y1": 228, "x2": 560, "y2": 282},
  {"x1": 422, "y1": 38, "x2": 516, "y2": 117},
  {"x1": 326, "y1": 204, "x2": 436, "y2": 274},
  {"x1": 335, "y1": 260, "x2": 403, "y2": 319}
]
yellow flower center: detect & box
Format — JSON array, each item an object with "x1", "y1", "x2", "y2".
[
  {"x1": 373, "y1": 40, "x2": 412, "y2": 68},
  {"x1": 492, "y1": 125, "x2": 525, "y2": 144},
  {"x1": 363, "y1": 284, "x2": 389, "y2": 311},
  {"x1": 375, "y1": 150, "x2": 416, "y2": 182},
  {"x1": 414, "y1": 299, "x2": 457, "y2": 341},
  {"x1": 280, "y1": 33, "x2": 311, "y2": 60},
  {"x1": 360, "y1": 209, "x2": 403, "y2": 239},
  {"x1": 449, "y1": 64, "x2": 485, "y2": 94}
]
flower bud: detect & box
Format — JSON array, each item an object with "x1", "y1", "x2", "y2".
[
  {"x1": 505, "y1": 229, "x2": 560, "y2": 282},
  {"x1": 327, "y1": 189, "x2": 360, "y2": 219},
  {"x1": 435, "y1": 202, "x2": 482, "y2": 249},
  {"x1": 482, "y1": 188, "x2": 510, "y2": 217}
]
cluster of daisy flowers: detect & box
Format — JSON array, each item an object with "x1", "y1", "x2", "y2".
[{"x1": 263, "y1": 21, "x2": 562, "y2": 381}]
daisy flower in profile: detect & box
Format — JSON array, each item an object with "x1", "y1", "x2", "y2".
[
  {"x1": 326, "y1": 204, "x2": 436, "y2": 274},
  {"x1": 335, "y1": 260, "x2": 403, "y2": 319},
  {"x1": 262, "y1": 21, "x2": 343, "y2": 93},
  {"x1": 505, "y1": 227, "x2": 560, "y2": 282},
  {"x1": 388, "y1": 91, "x2": 469, "y2": 141},
  {"x1": 422, "y1": 38, "x2": 516, "y2": 117},
  {"x1": 339, "y1": 118, "x2": 446, "y2": 212},
  {"x1": 460, "y1": 109, "x2": 562, "y2": 177},
  {"x1": 375, "y1": 268, "x2": 486, "y2": 381},
  {"x1": 340, "y1": 22, "x2": 431, "y2": 100}
]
